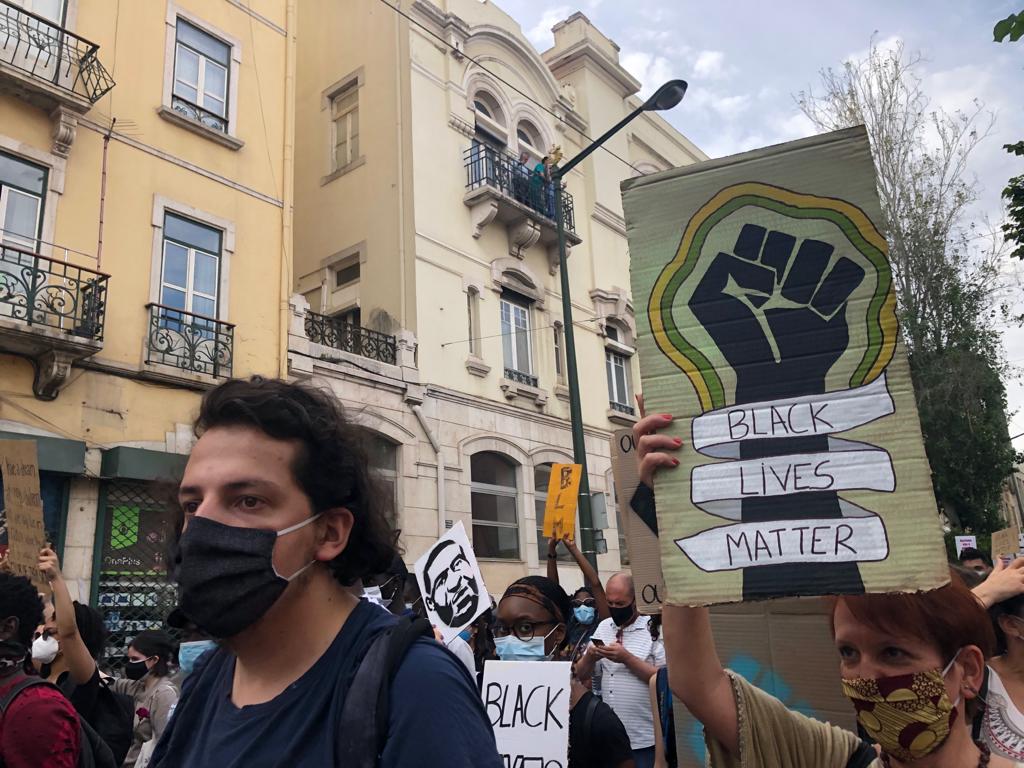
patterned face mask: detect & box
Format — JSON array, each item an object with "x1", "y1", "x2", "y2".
[{"x1": 841, "y1": 650, "x2": 961, "y2": 761}]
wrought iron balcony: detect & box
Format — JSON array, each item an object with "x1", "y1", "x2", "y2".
[
  {"x1": 609, "y1": 401, "x2": 635, "y2": 416},
  {"x1": 0, "y1": 1, "x2": 115, "y2": 109},
  {"x1": 304, "y1": 311, "x2": 397, "y2": 365},
  {"x1": 0, "y1": 243, "x2": 107, "y2": 339},
  {"x1": 170, "y1": 96, "x2": 227, "y2": 133},
  {"x1": 464, "y1": 145, "x2": 577, "y2": 236},
  {"x1": 504, "y1": 367, "x2": 538, "y2": 388},
  {"x1": 145, "y1": 303, "x2": 233, "y2": 378}
]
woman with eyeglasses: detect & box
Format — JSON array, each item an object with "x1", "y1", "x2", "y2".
[
  {"x1": 973, "y1": 557, "x2": 1024, "y2": 759},
  {"x1": 546, "y1": 534, "x2": 611, "y2": 658},
  {"x1": 494, "y1": 576, "x2": 635, "y2": 768}
]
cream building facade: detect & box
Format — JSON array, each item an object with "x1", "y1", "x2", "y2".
[
  {"x1": 290, "y1": 0, "x2": 705, "y2": 593},
  {"x1": 0, "y1": 0, "x2": 292, "y2": 664}
]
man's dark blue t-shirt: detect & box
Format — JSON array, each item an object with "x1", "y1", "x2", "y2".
[{"x1": 150, "y1": 601, "x2": 501, "y2": 767}]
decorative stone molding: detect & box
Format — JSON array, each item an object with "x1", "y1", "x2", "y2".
[
  {"x1": 590, "y1": 287, "x2": 636, "y2": 341},
  {"x1": 554, "y1": 384, "x2": 570, "y2": 402},
  {"x1": 50, "y1": 107, "x2": 78, "y2": 158},
  {"x1": 465, "y1": 355, "x2": 491, "y2": 377},
  {"x1": 507, "y1": 218, "x2": 541, "y2": 258},
  {"x1": 591, "y1": 202, "x2": 627, "y2": 237},
  {"x1": 448, "y1": 113, "x2": 475, "y2": 138},
  {"x1": 607, "y1": 407, "x2": 638, "y2": 427},
  {"x1": 499, "y1": 377, "x2": 548, "y2": 410},
  {"x1": 33, "y1": 350, "x2": 75, "y2": 400},
  {"x1": 469, "y1": 198, "x2": 499, "y2": 239},
  {"x1": 547, "y1": 243, "x2": 570, "y2": 275}
]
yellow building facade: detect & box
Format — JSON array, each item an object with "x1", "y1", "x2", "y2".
[
  {"x1": 289, "y1": 0, "x2": 705, "y2": 593},
  {"x1": 0, "y1": 0, "x2": 292, "y2": 664}
]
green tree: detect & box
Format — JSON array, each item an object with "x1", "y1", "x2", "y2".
[
  {"x1": 994, "y1": 11, "x2": 1024, "y2": 42},
  {"x1": 995, "y1": 14, "x2": 1024, "y2": 259},
  {"x1": 796, "y1": 39, "x2": 1017, "y2": 534}
]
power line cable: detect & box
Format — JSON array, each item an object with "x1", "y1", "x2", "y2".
[
  {"x1": 374, "y1": 0, "x2": 642, "y2": 175},
  {"x1": 440, "y1": 317, "x2": 600, "y2": 349}
]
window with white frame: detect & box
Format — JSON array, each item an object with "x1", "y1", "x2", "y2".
[
  {"x1": 467, "y1": 287, "x2": 480, "y2": 357},
  {"x1": 331, "y1": 81, "x2": 360, "y2": 171},
  {"x1": 516, "y1": 120, "x2": 542, "y2": 156},
  {"x1": 605, "y1": 324, "x2": 634, "y2": 411},
  {"x1": 173, "y1": 18, "x2": 231, "y2": 132},
  {"x1": 500, "y1": 292, "x2": 532, "y2": 378},
  {"x1": 471, "y1": 452, "x2": 520, "y2": 559},
  {"x1": 0, "y1": 151, "x2": 45, "y2": 250},
  {"x1": 160, "y1": 212, "x2": 222, "y2": 319},
  {"x1": 553, "y1": 322, "x2": 564, "y2": 383}
]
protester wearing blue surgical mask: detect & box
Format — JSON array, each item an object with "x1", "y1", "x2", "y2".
[
  {"x1": 544, "y1": 536, "x2": 611, "y2": 660},
  {"x1": 494, "y1": 577, "x2": 635, "y2": 768}
]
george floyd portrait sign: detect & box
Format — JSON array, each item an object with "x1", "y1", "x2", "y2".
[
  {"x1": 415, "y1": 521, "x2": 489, "y2": 642},
  {"x1": 623, "y1": 126, "x2": 949, "y2": 605}
]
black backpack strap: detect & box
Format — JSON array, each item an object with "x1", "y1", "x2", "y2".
[
  {"x1": 845, "y1": 740, "x2": 878, "y2": 768},
  {"x1": 336, "y1": 617, "x2": 433, "y2": 768},
  {"x1": 582, "y1": 693, "x2": 600, "y2": 744}
]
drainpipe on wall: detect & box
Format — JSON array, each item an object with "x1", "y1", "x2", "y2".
[
  {"x1": 411, "y1": 403, "x2": 446, "y2": 538},
  {"x1": 278, "y1": 0, "x2": 297, "y2": 378}
]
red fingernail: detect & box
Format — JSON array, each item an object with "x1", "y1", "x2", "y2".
[
  {"x1": 672, "y1": 458, "x2": 680, "y2": 466},
  {"x1": 673, "y1": 437, "x2": 683, "y2": 445},
  {"x1": 661, "y1": 414, "x2": 673, "y2": 420}
]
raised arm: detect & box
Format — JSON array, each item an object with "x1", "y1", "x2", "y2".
[
  {"x1": 563, "y1": 535, "x2": 610, "y2": 620},
  {"x1": 973, "y1": 555, "x2": 1024, "y2": 608},
  {"x1": 633, "y1": 412, "x2": 740, "y2": 756},
  {"x1": 546, "y1": 536, "x2": 560, "y2": 584},
  {"x1": 38, "y1": 547, "x2": 98, "y2": 685}
]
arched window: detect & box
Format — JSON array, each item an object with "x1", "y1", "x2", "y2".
[
  {"x1": 516, "y1": 120, "x2": 542, "y2": 155},
  {"x1": 470, "y1": 451, "x2": 519, "y2": 559},
  {"x1": 535, "y1": 463, "x2": 573, "y2": 562},
  {"x1": 472, "y1": 91, "x2": 506, "y2": 143},
  {"x1": 368, "y1": 435, "x2": 399, "y2": 530}
]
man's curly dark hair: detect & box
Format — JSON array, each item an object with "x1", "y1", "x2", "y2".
[
  {"x1": 0, "y1": 572, "x2": 44, "y2": 648},
  {"x1": 193, "y1": 376, "x2": 398, "y2": 585}
]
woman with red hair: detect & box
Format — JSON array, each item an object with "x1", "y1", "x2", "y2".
[{"x1": 634, "y1": 411, "x2": 1013, "y2": 768}]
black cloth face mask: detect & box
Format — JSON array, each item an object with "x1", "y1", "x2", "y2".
[
  {"x1": 610, "y1": 601, "x2": 636, "y2": 627},
  {"x1": 175, "y1": 514, "x2": 321, "y2": 639}
]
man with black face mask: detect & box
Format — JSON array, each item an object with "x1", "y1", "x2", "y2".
[
  {"x1": 575, "y1": 572, "x2": 665, "y2": 768},
  {"x1": 149, "y1": 377, "x2": 500, "y2": 768}
]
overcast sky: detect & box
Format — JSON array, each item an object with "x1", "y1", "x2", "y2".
[{"x1": 497, "y1": 0, "x2": 1024, "y2": 448}]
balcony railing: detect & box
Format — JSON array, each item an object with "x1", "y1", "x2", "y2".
[
  {"x1": 145, "y1": 303, "x2": 233, "y2": 378},
  {"x1": 170, "y1": 95, "x2": 227, "y2": 133},
  {"x1": 304, "y1": 311, "x2": 397, "y2": 365},
  {"x1": 504, "y1": 367, "x2": 538, "y2": 388},
  {"x1": 0, "y1": 243, "x2": 108, "y2": 339},
  {"x1": 0, "y1": 1, "x2": 115, "y2": 104},
  {"x1": 610, "y1": 401, "x2": 635, "y2": 416},
  {"x1": 464, "y1": 144, "x2": 577, "y2": 236}
]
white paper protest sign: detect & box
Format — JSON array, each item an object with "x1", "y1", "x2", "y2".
[
  {"x1": 954, "y1": 535, "x2": 977, "y2": 557},
  {"x1": 482, "y1": 661, "x2": 571, "y2": 768},
  {"x1": 415, "y1": 521, "x2": 488, "y2": 642}
]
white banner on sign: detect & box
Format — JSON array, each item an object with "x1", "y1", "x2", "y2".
[
  {"x1": 691, "y1": 374, "x2": 894, "y2": 456},
  {"x1": 482, "y1": 660, "x2": 571, "y2": 768},
  {"x1": 414, "y1": 521, "x2": 489, "y2": 643},
  {"x1": 675, "y1": 515, "x2": 890, "y2": 572},
  {"x1": 691, "y1": 447, "x2": 895, "y2": 513},
  {"x1": 954, "y1": 535, "x2": 977, "y2": 556}
]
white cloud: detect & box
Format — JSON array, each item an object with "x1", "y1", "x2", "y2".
[
  {"x1": 693, "y1": 50, "x2": 727, "y2": 79},
  {"x1": 621, "y1": 51, "x2": 674, "y2": 98},
  {"x1": 526, "y1": 6, "x2": 571, "y2": 49},
  {"x1": 844, "y1": 34, "x2": 903, "y2": 66}
]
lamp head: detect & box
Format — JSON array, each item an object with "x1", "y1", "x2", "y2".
[{"x1": 643, "y1": 79, "x2": 688, "y2": 112}]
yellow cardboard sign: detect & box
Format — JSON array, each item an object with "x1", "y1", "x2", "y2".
[
  {"x1": 992, "y1": 525, "x2": 1021, "y2": 559},
  {"x1": 543, "y1": 464, "x2": 582, "y2": 541},
  {"x1": 0, "y1": 440, "x2": 47, "y2": 590}
]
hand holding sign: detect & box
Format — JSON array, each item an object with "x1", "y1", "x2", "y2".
[{"x1": 415, "y1": 521, "x2": 488, "y2": 642}]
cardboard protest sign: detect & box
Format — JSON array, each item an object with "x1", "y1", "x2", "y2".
[
  {"x1": 610, "y1": 428, "x2": 664, "y2": 613},
  {"x1": 991, "y1": 526, "x2": 1020, "y2": 559},
  {"x1": 542, "y1": 463, "x2": 582, "y2": 541},
  {"x1": 415, "y1": 521, "x2": 488, "y2": 642},
  {"x1": 0, "y1": 440, "x2": 47, "y2": 589},
  {"x1": 954, "y1": 535, "x2": 977, "y2": 556},
  {"x1": 482, "y1": 660, "x2": 571, "y2": 768},
  {"x1": 624, "y1": 126, "x2": 949, "y2": 605},
  {"x1": 674, "y1": 598, "x2": 856, "y2": 766}
]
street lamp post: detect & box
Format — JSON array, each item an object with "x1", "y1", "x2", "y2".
[{"x1": 552, "y1": 80, "x2": 688, "y2": 572}]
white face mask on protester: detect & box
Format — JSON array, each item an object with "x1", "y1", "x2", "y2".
[{"x1": 32, "y1": 634, "x2": 59, "y2": 664}]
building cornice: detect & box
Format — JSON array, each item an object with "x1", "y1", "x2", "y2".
[{"x1": 543, "y1": 38, "x2": 641, "y2": 99}]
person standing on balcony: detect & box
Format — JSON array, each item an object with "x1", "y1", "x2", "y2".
[
  {"x1": 531, "y1": 155, "x2": 550, "y2": 215},
  {"x1": 514, "y1": 151, "x2": 532, "y2": 204}
]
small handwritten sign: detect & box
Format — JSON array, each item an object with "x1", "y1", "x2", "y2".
[
  {"x1": 482, "y1": 660, "x2": 570, "y2": 768},
  {"x1": 0, "y1": 441, "x2": 46, "y2": 589}
]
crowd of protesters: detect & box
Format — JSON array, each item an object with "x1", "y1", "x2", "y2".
[{"x1": 3, "y1": 376, "x2": 1024, "y2": 766}]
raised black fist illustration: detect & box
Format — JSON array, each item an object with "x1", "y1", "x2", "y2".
[
  {"x1": 690, "y1": 223, "x2": 865, "y2": 405},
  {"x1": 689, "y1": 223, "x2": 868, "y2": 598}
]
